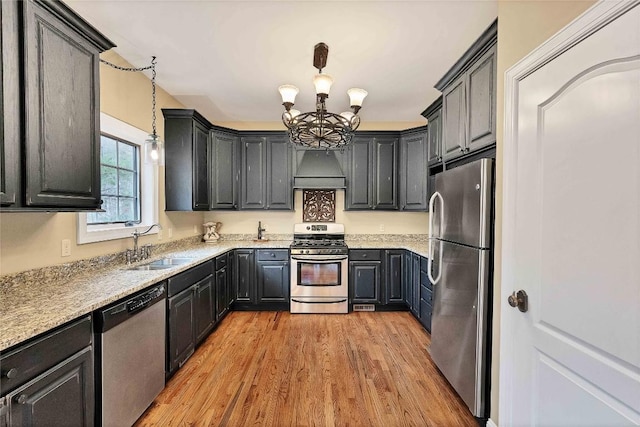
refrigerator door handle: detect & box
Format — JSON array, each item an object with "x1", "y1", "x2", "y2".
[{"x1": 428, "y1": 191, "x2": 444, "y2": 285}]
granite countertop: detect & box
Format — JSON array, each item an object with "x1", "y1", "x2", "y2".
[{"x1": 0, "y1": 238, "x2": 428, "y2": 352}]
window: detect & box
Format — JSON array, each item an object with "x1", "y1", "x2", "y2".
[
  {"x1": 87, "y1": 134, "x2": 140, "y2": 225},
  {"x1": 77, "y1": 113, "x2": 158, "y2": 244}
]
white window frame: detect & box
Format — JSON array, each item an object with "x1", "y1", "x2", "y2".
[{"x1": 77, "y1": 113, "x2": 159, "y2": 244}]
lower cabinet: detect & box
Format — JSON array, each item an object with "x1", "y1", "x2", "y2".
[
  {"x1": 233, "y1": 249, "x2": 290, "y2": 310},
  {"x1": 0, "y1": 316, "x2": 94, "y2": 427},
  {"x1": 419, "y1": 257, "x2": 433, "y2": 332},
  {"x1": 349, "y1": 250, "x2": 383, "y2": 304},
  {"x1": 166, "y1": 261, "x2": 214, "y2": 376},
  {"x1": 215, "y1": 252, "x2": 231, "y2": 321},
  {"x1": 385, "y1": 250, "x2": 405, "y2": 305}
]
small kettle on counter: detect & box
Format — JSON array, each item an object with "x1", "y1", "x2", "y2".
[{"x1": 203, "y1": 222, "x2": 222, "y2": 243}]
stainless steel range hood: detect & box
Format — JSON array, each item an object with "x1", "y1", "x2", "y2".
[{"x1": 293, "y1": 150, "x2": 346, "y2": 189}]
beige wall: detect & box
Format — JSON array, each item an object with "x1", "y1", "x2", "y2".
[
  {"x1": 205, "y1": 190, "x2": 428, "y2": 236},
  {"x1": 0, "y1": 52, "x2": 201, "y2": 276},
  {"x1": 491, "y1": 1, "x2": 595, "y2": 424}
]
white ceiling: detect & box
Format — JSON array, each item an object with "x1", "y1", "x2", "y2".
[{"x1": 66, "y1": 0, "x2": 497, "y2": 127}]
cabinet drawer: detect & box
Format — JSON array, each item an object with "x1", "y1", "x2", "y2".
[
  {"x1": 256, "y1": 249, "x2": 288, "y2": 262},
  {"x1": 420, "y1": 299, "x2": 432, "y2": 331},
  {"x1": 420, "y1": 271, "x2": 432, "y2": 290},
  {"x1": 421, "y1": 284, "x2": 433, "y2": 304},
  {"x1": 349, "y1": 250, "x2": 382, "y2": 261},
  {"x1": 215, "y1": 253, "x2": 228, "y2": 271},
  {"x1": 0, "y1": 316, "x2": 92, "y2": 394},
  {"x1": 168, "y1": 261, "x2": 213, "y2": 297}
]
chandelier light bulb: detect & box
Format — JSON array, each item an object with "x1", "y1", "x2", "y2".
[
  {"x1": 347, "y1": 88, "x2": 368, "y2": 107},
  {"x1": 278, "y1": 85, "x2": 299, "y2": 105},
  {"x1": 340, "y1": 111, "x2": 355, "y2": 123},
  {"x1": 289, "y1": 109, "x2": 301, "y2": 118},
  {"x1": 313, "y1": 74, "x2": 334, "y2": 96}
]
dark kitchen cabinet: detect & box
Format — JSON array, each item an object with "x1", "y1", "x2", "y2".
[
  {"x1": 166, "y1": 261, "x2": 213, "y2": 375},
  {"x1": 385, "y1": 250, "x2": 405, "y2": 305},
  {"x1": 210, "y1": 130, "x2": 239, "y2": 210},
  {"x1": 423, "y1": 97, "x2": 443, "y2": 165},
  {"x1": 256, "y1": 250, "x2": 290, "y2": 303},
  {"x1": 420, "y1": 256, "x2": 433, "y2": 332},
  {"x1": 240, "y1": 134, "x2": 292, "y2": 210},
  {"x1": 167, "y1": 287, "x2": 195, "y2": 374},
  {"x1": 435, "y1": 21, "x2": 497, "y2": 163},
  {"x1": 346, "y1": 134, "x2": 398, "y2": 210},
  {"x1": 0, "y1": 0, "x2": 114, "y2": 210},
  {"x1": 240, "y1": 136, "x2": 266, "y2": 209},
  {"x1": 349, "y1": 250, "x2": 383, "y2": 304},
  {"x1": 234, "y1": 249, "x2": 255, "y2": 303},
  {"x1": 163, "y1": 109, "x2": 212, "y2": 211},
  {"x1": 399, "y1": 129, "x2": 427, "y2": 211},
  {"x1": 0, "y1": 316, "x2": 94, "y2": 426},
  {"x1": 266, "y1": 136, "x2": 293, "y2": 210},
  {"x1": 194, "y1": 275, "x2": 215, "y2": 344},
  {"x1": 408, "y1": 253, "x2": 421, "y2": 317},
  {"x1": 215, "y1": 252, "x2": 231, "y2": 321}
]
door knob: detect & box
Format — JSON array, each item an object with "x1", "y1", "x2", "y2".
[{"x1": 508, "y1": 290, "x2": 528, "y2": 312}]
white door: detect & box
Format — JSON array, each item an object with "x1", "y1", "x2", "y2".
[{"x1": 500, "y1": 2, "x2": 640, "y2": 426}]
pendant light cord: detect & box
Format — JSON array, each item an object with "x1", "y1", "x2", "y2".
[{"x1": 100, "y1": 56, "x2": 158, "y2": 137}]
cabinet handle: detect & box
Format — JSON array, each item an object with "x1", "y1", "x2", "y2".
[
  {"x1": 362, "y1": 254, "x2": 367, "y2": 258},
  {"x1": 16, "y1": 394, "x2": 28, "y2": 405},
  {"x1": 2, "y1": 368, "x2": 17, "y2": 379},
  {"x1": 270, "y1": 253, "x2": 275, "y2": 257}
]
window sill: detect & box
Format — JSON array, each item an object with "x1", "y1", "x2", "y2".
[{"x1": 76, "y1": 217, "x2": 159, "y2": 244}]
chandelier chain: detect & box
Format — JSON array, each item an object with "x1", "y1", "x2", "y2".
[{"x1": 100, "y1": 56, "x2": 158, "y2": 137}]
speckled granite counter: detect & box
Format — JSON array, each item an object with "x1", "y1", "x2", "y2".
[{"x1": 0, "y1": 237, "x2": 428, "y2": 352}]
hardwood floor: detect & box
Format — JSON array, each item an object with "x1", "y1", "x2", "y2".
[{"x1": 136, "y1": 311, "x2": 477, "y2": 426}]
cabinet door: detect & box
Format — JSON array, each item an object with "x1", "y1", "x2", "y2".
[
  {"x1": 400, "y1": 132, "x2": 427, "y2": 211},
  {"x1": 385, "y1": 251, "x2": 404, "y2": 304},
  {"x1": 346, "y1": 137, "x2": 372, "y2": 209},
  {"x1": 226, "y1": 252, "x2": 235, "y2": 306},
  {"x1": 193, "y1": 122, "x2": 210, "y2": 210},
  {"x1": 23, "y1": 0, "x2": 101, "y2": 208},
  {"x1": 210, "y1": 131, "x2": 237, "y2": 209},
  {"x1": 234, "y1": 250, "x2": 255, "y2": 303},
  {"x1": 350, "y1": 262, "x2": 381, "y2": 304},
  {"x1": 257, "y1": 262, "x2": 290, "y2": 303},
  {"x1": 241, "y1": 137, "x2": 266, "y2": 209},
  {"x1": 411, "y1": 253, "x2": 421, "y2": 316},
  {"x1": 467, "y1": 45, "x2": 497, "y2": 152},
  {"x1": 373, "y1": 137, "x2": 398, "y2": 209},
  {"x1": 266, "y1": 136, "x2": 292, "y2": 210},
  {"x1": 0, "y1": 1, "x2": 19, "y2": 207},
  {"x1": 7, "y1": 347, "x2": 93, "y2": 426},
  {"x1": 442, "y1": 75, "x2": 467, "y2": 162},
  {"x1": 168, "y1": 288, "x2": 195, "y2": 373},
  {"x1": 427, "y1": 109, "x2": 442, "y2": 165},
  {"x1": 215, "y1": 267, "x2": 228, "y2": 320},
  {"x1": 194, "y1": 275, "x2": 215, "y2": 344}
]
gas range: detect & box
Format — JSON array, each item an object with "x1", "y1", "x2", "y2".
[{"x1": 290, "y1": 223, "x2": 348, "y2": 256}]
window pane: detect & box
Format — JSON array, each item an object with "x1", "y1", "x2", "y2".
[
  {"x1": 118, "y1": 142, "x2": 136, "y2": 170},
  {"x1": 101, "y1": 136, "x2": 117, "y2": 166},
  {"x1": 118, "y1": 169, "x2": 135, "y2": 197},
  {"x1": 118, "y1": 198, "x2": 137, "y2": 222},
  {"x1": 101, "y1": 165, "x2": 117, "y2": 196},
  {"x1": 88, "y1": 196, "x2": 118, "y2": 224}
]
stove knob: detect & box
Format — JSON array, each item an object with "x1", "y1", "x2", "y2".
[{"x1": 304, "y1": 250, "x2": 309, "y2": 254}]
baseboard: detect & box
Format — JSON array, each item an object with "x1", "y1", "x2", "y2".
[{"x1": 487, "y1": 418, "x2": 498, "y2": 427}]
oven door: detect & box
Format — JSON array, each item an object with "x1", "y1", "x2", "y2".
[{"x1": 290, "y1": 254, "x2": 348, "y2": 298}]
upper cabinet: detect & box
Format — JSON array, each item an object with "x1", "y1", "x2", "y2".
[
  {"x1": 240, "y1": 136, "x2": 267, "y2": 209},
  {"x1": 0, "y1": 0, "x2": 114, "y2": 210},
  {"x1": 399, "y1": 128, "x2": 427, "y2": 211},
  {"x1": 433, "y1": 19, "x2": 497, "y2": 163},
  {"x1": 423, "y1": 97, "x2": 443, "y2": 166},
  {"x1": 210, "y1": 129, "x2": 239, "y2": 210},
  {"x1": 346, "y1": 134, "x2": 399, "y2": 210},
  {"x1": 163, "y1": 109, "x2": 211, "y2": 211}
]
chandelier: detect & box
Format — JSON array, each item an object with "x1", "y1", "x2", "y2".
[{"x1": 279, "y1": 43, "x2": 368, "y2": 149}]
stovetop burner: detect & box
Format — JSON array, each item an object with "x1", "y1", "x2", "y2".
[{"x1": 291, "y1": 223, "x2": 348, "y2": 256}]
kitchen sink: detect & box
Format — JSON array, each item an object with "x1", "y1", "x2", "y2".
[{"x1": 127, "y1": 257, "x2": 196, "y2": 271}]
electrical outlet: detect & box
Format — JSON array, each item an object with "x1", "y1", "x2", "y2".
[
  {"x1": 61, "y1": 239, "x2": 71, "y2": 257},
  {"x1": 379, "y1": 224, "x2": 385, "y2": 232},
  {"x1": 168, "y1": 228, "x2": 173, "y2": 238}
]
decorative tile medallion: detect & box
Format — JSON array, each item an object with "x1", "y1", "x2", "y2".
[{"x1": 303, "y1": 190, "x2": 336, "y2": 222}]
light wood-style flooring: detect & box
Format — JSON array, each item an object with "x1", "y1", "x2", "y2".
[{"x1": 136, "y1": 311, "x2": 476, "y2": 426}]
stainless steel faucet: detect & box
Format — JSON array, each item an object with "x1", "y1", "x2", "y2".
[
  {"x1": 126, "y1": 223, "x2": 162, "y2": 263},
  {"x1": 257, "y1": 221, "x2": 265, "y2": 240}
]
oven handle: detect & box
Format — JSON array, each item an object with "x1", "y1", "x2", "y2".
[
  {"x1": 290, "y1": 255, "x2": 348, "y2": 262},
  {"x1": 291, "y1": 299, "x2": 348, "y2": 304}
]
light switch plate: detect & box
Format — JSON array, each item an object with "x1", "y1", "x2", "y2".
[{"x1": 61, "y1": 239, "x2": 71, "y2": 257}]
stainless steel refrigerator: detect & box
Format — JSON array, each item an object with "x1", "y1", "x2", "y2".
[{"x1": 428, "y1": 158, "x2": 493, "y2": 419}]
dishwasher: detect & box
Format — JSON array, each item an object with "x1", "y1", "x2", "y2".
[{"x1": 95, "y1": 283, "x2": 166, "y2": 427}]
